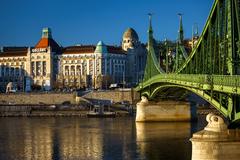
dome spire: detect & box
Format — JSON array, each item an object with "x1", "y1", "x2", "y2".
[
  {"x1": 148, "y1": 13, "x2": 153, "y2": 34},
  {"x1": 94, "y1": 41, "x2": 108, "y2": 53},
  {"x1": 42, "y1": 27, "x2": 52, "y2": 39},
  {"x1": 178, "y1": 13, "x2": 184, "y2": 44},
  {"x1": 148, "y1": 13, "x2": 154, "y2": 48}
]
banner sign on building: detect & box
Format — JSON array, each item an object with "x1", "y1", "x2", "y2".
[{"x1": 31, "y1": 48, "x2": 47, "y2": 53}]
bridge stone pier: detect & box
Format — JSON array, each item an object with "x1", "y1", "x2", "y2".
[
  {"x1": 191, "y1": 113, "x2": 240, "y2": 160},
  {"x1": 136, "y1": 96, "x2": 196, "y2": 122}
]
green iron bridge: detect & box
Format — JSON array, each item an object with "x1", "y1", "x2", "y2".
[{"x1": 136, "y1": 0, "x2": 240, "y2": 127}]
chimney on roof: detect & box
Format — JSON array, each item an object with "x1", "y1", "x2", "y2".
[{"x1": 42, "y1": 27, "x2": 52, "y2": 39}]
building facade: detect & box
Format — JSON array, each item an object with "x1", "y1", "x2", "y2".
[
  {"x1": 57, "y1": 41, "x2": 127, "y2": 89},
  {"x1": 122, "y1": 28, "x2": 146, "y2": 85},
  {"x1": 0, "y1": 27, "x2": 146, "y2": 91}
]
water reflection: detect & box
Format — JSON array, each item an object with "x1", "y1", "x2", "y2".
[
  {"x1": 0, "y1": 118, "x2": 55, "y2": 160},
  {"x1": 0, "y1": 117, "x2": 197, "y2": 160},
  {"x1": 0, "y1": 118, "x2": 138, "y2": 160},
  {"x1": 136, "y1": 122, "x2": 191, "y2": 160},
  {"x1": 0, "y1": 118, "x2": 105, "y2": 160},
  {"x1": 52, "y1": 118, "x2": 104, "y2": 160}
]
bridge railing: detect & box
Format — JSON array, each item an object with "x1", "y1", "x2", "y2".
[
  {"x1": 213, "y1": 75, "x2": 240, "y2": 87},
  {"x1": 149, "y1": 74, "x2": 240, "y2": 87}
]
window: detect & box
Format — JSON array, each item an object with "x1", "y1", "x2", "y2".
[
  {"x1": 10, "y1": 68, "x2": 14, "y2": 76},
  {"x1": 15, "y1": 68, "x2": 19, "y2": 77},
  {"x1": 83, "y1": 61, "x2": 87, "y2": 75},
  {"x1": 1, "y1": 66, "x2": 4, "y2": 76},
  {"x1": 65, "y1": 66, "x2": 69, "y2": 75},
  {"x1": 89, "y1": 60, "x2": 93, "y2": 75},
  {"x1": 71, "y1": 66, "x2": 75, "y2": 75},
  {"x1": 5, "y1": 67, "x2": 9, "y2": 76},
  {"x1": 100, "y1": 59, "x2": 104, "y2": 73},
  {"x1": 43, "y1": 61, "x2": 46, "y2": 76},
  {"x1": 36, "y1": 61, "x2": 41, "y2": 76},
  {"x1": 31, "y1": 62, "x2": 35, "y2": 76},
  {"x1": 76, "y1": 65, "x2": 81, "y2": 75},
  {"x1": 106, "y1": 59, "x2": 110, "y2": 74}
]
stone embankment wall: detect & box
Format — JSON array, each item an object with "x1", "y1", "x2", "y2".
[
  {"x1": 0, "y1": 105, "x2": 89, "y2": 117},
  {"x1": 83, "y1": 90, "x2": 140, "y2": 104},
  {"x1": 0, "y1": 90, "x2": 140, "y2": 105},
  {"x1": 0, "y1": 93, "x2": 76, "y2": 105},
  {"x1": 0, "y1": 104, "x2": 130, "y2": 117},
  {"x1": 0, "y1": 91, "x2": 138, "y2": 117}
]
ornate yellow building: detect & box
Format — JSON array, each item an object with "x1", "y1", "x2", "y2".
[
  {"x1": 57, "y1": 41, "x2": 127, "y2": 89},
  {"x1": 0, "y1": 28, "x2": 60, "y2": 91},
  {"x1": 0, "y1": 47, "x2": 28, "y2": 91},
  {"x1": 0, "y1": 27, "x2": 146, "y2": 91}
]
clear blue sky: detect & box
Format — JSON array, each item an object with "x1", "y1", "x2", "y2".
[{"x1": 0, "y1": 0, "x2": 213, "y2": 47}]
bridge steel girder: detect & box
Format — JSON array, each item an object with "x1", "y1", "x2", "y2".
[
  {"x1": 137, "y1": 74, "x2": 240, "y2": 94},
  {"x1": 177, "y1": 0, "x2": 240, "y2": 75},
  {"x1": 138, "y1": 0, "x2": 240, "y2": 127}
]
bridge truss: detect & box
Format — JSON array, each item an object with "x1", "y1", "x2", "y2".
[{"x1": 137, "y1": 0, "x2": 240, "y2": 127}]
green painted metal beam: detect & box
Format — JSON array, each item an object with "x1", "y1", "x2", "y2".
[{"x1": 137, "y1": 0, "x2": 240, "y2": 127}]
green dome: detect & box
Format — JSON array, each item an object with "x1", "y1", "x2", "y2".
[{"x1": 94, "y1": 41, "x2": 108, "y2": 53}]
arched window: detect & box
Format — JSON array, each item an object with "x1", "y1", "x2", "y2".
[
  {"x1": 76, "y1": 65, "x2": 81, "y2": 75},
  {"x1": 65, "y1": 66, "x2": 69, "y2": 75},
  {"x1": 71, "y1": 66, "x2": 75, "y2": 75}
]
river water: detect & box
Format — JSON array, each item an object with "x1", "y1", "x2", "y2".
[{"x1": 0, "y1": 117, "x2": 206, "y2": 160}]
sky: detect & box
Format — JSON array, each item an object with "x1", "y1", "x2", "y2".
[{"x1": 0, "y1": 0, "x2": 213, "y2": 47}]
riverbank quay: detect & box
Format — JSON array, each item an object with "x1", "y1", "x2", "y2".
[
  {"x1": 0, "y1": 90, "x2": 140, "y2": 105},
  {"x1": 0, "y1": 91, "x2": 138, "y2": 117},
  {"x1": 0, "y1": 104, "x2": 132, "y2": 117}
]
